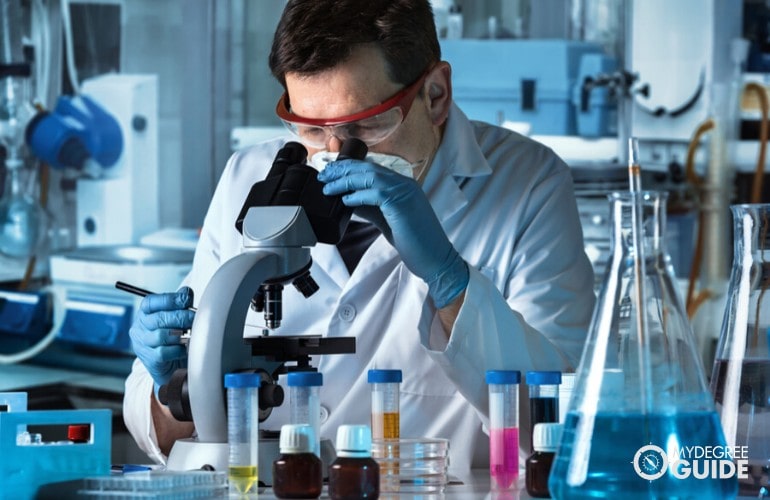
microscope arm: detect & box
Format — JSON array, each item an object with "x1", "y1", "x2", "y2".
[
  {"x1": 187, "y1": 249, "x2": 281, "y2": 443},
  {"x1": 186, "y1": 205, "x2": 318, "y2": 443}
]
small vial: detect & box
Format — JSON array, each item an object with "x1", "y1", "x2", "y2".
[
  {"x1": 273, "y1": 424, "x2": 323, "y2": 499},
  {"x1": 367, "y1": 369, "x2": 401, "y2": 440},
  {"x1": 225, "y1": 372, "x2": 260, "y2": 495},
  {"x1": 329, "y1": 425, "x2": 380, "y2": 499},
  {"x1": 526, "y1": 370, "x2": 561, "y2": 452},
  {"x1": 486, "y1": 369, "x2": 520, "y2": 492},
  {"x1": 287, "y1": 371, "x2": 323, "y2": 457},
  {"x1": 526, "y1": 423, "x2": 563, "y2": 498}
]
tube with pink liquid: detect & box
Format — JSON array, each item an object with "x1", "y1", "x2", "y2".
[{"x1": 486, "y1": 370, "x2": 520, "y2": 492}]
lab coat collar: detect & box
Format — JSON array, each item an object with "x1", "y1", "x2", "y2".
[{"x1": 422, "y1": 103, "x2": 492, "y2": 223}]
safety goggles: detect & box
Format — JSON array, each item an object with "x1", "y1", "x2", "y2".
[{"x1": 275, "y1": 70, "x2": 429, "y2": 149}]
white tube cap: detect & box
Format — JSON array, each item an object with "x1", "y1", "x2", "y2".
[
  {"x1": 533, "y1": 423, "x2": 564, "y2": 453},
  {"x1": 279, "y1": 424, "x2": 315, "y2": 454},
  {"x1": 335, "y1": 424, "x2": 372, "y2": 458}
]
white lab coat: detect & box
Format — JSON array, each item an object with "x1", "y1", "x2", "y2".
[{"x1": 124, "y1": 104, "x2": 595, "y2": 478}]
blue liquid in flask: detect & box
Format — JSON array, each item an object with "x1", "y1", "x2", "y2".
[{"x1": 549, "y1": 411, "x2": 738, "y2": 499}]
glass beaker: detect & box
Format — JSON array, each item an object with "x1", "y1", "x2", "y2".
[
  {"x1": 549, "y1": 191, "x2": 737, "y2": 499},
  {"x1": 710, "y1": 204, "x2": 770, "y2": 497}
]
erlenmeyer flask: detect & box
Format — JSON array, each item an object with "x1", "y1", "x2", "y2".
[
  {"x1": 710, "y1": 204, "x2": 770, "y2": 496},
  {"x1": 549, "y1": 191, "x2": 737, "y2": 499}
]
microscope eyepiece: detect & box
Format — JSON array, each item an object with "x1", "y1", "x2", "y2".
[
  {"x1": 337, "y1": 137, "x2": 367, "y2": 161},
  {"x1": 267, "y1": 141, "x2": 308, "y2": 178}
]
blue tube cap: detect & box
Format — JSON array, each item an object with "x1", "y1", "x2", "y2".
[
  {"x1": 367, "y1": 369, "x2": 402, "y2": 383},
  {"x1": 526, "y1": 370, "x2": 562, "y2": 385},
  {"x1": 485, "y1": 370, "x2": 521, "y2": 385},
  {"x1": 224, "y1": 372, "x2": 261, "y2": 388},
  {"x1": 287, "y1": 371, "x2": 323, "y2": 387}
]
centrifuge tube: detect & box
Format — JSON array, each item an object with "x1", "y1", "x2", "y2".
[
  {"x1": 526, "y1": 370, "x2": 561, "y2": 452},
  {"x1": 225, "y1": 372, "x2": 260, "y2": 494},
  {"x1": 486, "y1": 369, "x2": 520, "y2": 492},
  {"x1": 367, "y1": 369, "x2": 401, "y2": 440},
  {"x1": 287, "y1": 371, "x2": 322, "y2": 457}
]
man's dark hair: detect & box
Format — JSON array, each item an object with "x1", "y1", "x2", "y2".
[{"x1": 269, "y1": 0, "x2": 440, "y2": 89}]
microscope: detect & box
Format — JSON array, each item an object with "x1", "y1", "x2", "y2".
[{"x1": 162, "y1": 138, "x2": 368, "y2": 480}]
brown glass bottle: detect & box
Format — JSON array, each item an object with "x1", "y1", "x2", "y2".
[
  {"x1": 272, "y1": 452, "x2": 323, "y2": 499},
  {"x1": 329, "y1": 424, "x2": 380, "y2": 499},
  {"x1": 526, "y1": 423, "x2": 563, "y2": 498},
  {"x1": 526, "y1": 450, "x2": 555, "y2": 497},
  {"x1": 328, "y1": 456, "x2": 380, "y2": 499},
  {"x1": 272, "y1": 424, "x2": 323, "y2": 498}
]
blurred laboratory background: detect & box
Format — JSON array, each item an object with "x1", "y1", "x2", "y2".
[{"x1": 0, "y1": 0, "x2": 765, "y2": 461}]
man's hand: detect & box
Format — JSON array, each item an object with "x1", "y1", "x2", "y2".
[
  {"x1": 128, "y1": 287, "x2": 195, "y2": 396},
  {"x1": 319, "y1": 159, "x2": 468, "y2": 308}
]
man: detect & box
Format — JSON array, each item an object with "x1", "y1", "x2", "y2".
[{"x1": 124, "y1": 0, "x2": 595, "y2": 476}]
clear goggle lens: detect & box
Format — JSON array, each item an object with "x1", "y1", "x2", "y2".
[{"x1": 280, "y1": 105, "x2": 404, "y2": 150}]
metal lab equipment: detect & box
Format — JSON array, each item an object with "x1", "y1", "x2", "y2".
[
  {"x1": 549, "y1": 192, "x2": 736, "y2": 499},
  {"x1": 710, "y1": 204, "x2": 770, "y2": 497}
]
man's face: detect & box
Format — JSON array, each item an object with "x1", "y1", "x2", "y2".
[{"x1": 283, "y1": 45, "x2": 438, "y2": 167}]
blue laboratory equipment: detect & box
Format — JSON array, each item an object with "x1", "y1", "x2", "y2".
[
  {"x1": 548, "y1": 188, "x2": 737, "y2": 499},
  {"x1": 0, "y1": 393, "x2": 111, "y2": 499}
]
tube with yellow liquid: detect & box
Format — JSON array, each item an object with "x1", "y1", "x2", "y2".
[
  {"x1": 369, "y1": 369, "x2": 401, "y2": 491},
  {"x1": 225, "y1": 372, "x2": 260, "y2": 494},
  {"x1": 368, "y1": 369, "x2": 401, "y2": 440}
]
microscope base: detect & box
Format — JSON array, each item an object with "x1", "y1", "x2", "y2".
[{"x1": 166, "y1": 438, "x2": 227, "y2": 472}]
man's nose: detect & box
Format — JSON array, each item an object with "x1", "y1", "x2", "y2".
[{"x1": 326, "y1": 135, "x2": 343, "y2": 153}]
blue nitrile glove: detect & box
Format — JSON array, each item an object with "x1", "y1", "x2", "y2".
[
  {"x1": 128, "y1": 287, "x2": 195, "y2": 396},
  {"x1": 319, "y1": 159, "x2": 469, "y2": 308}
]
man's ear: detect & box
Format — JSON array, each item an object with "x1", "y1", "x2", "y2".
[{"x1": 424, "y1": 61, "x2": 452, "y2": 126}]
